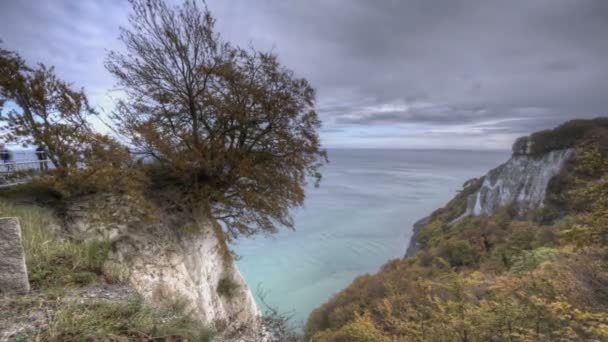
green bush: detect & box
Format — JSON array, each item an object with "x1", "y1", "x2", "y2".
[
  {"x1": 217, "y1": 275, "x2": 240, "y2": 298},
  {"x1": 524, "y1": 118, "x2": 608, "y2": 156},
  {"x1": 437, "y1": 240, "x2": 479, "y2": 267},
  {"x1": 532, "y1": 206, "x2": 560, "y2": 225},
  {"x1": 509, "y1": 247, "x2": 558, "y2": 273}
]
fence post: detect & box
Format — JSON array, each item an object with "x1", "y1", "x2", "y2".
[{"x1": 0, "y1": 217, "x2": 30, "y2": 294}]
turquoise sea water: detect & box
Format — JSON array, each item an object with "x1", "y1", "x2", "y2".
[{"x1": 233, "y1": 149, "x2": 509, "y2": 328}]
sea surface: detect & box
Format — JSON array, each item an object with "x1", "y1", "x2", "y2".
[{"x1": 233, "y1": 148, "x2": 509, "y2": 328}]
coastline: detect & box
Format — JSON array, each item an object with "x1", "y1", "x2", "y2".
[{"x1": 404, "y1": 216, "x2": 430, "y2": 258}]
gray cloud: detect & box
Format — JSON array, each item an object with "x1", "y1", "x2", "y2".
[{"x1": 1, "y1": 0, "x2": 607, "y2": 149}]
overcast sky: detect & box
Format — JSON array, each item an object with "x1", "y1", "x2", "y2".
[{"x1": 1, "y1": 0, "x2": 607, "y2": 150}]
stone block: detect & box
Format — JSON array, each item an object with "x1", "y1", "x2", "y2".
[{"x1": 0, "y1": 217, "x2": 30, "y2": 294}]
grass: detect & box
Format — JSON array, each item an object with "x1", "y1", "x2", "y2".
[
  {"x1": 42, "y1": 298, "x2": 215, "y2": 342},
  {"x1": 0, "y1": 198, "x2": 217, "y2": 340},
  {"x1": 0, "y1": 199, "x2": 111, "y2": 289}
]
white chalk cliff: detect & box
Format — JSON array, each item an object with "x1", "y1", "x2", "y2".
[
  {"x1": 407, "y1": 147, "x2": 575, "y2": 257},
  {"x1": 460, "y1": 148, "x2": 574, "y2": 218},
  {"x1": 63, "y1": 195, "x2": 262, "y2": 339}
]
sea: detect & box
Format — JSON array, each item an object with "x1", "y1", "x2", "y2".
[{"x1": 233, "y1": 148, "x2": 510, "y2": 328}]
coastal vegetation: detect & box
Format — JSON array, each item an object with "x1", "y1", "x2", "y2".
[
  {"x1": 1, "y1": 0, "x2": 605, "y2": 340},
  {"x1": 0, "y1": 0, "x2": 327, "y2": 239},
  {"x1": 306, "y1": 119, "x2": 608, "y2": 341}
]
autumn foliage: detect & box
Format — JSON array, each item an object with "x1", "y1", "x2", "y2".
[
  {"x1": 306, "y1": 122, "x2": 608, "y2": 341},
  {"x1": 105, "y1": 0, "x2": 327, "y2": 238},
  {"x1": 0, "y1": 45, "x2": 146, "y2": 201},
  {"x1": 0, "y1": 0, "x2": 326, "y2": 239},
  {"x1": 0, "y1": 47, "x2": 96, "y2": 170}
]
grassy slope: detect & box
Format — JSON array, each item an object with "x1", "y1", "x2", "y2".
[
  {"x1": 0, "y1": 198, "x2": 215, "y2": 341},
  {"x1": 305, "y1": 119, "x2": 608, "y2": 341}
]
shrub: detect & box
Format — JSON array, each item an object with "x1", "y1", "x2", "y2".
[
  {"x1": 437, "y1": 240, "x2": 479, "y2": 267},
  {"x1": 217, "y1": 275, "x2": 240, "y2": 298},
  {"x1": 536, "y1": 227, "x2": 558, "y2": 246},
  {"x1": 417, "y1": 250, "x2": 434, "y2": 267},
  {"x1": 522, "y1": 118, "x2": 608, "y2": 156},
  {"x1": 508, "y1": 221, "x2": 538, "y2": 250},
  {"x1": 509, "y1": 247, "x2": 559, "y2": 273},
  {"x1": 313, "y1": 313, "x2": 390, "y2": 342}
]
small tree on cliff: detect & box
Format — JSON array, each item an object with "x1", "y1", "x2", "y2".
[
  {"x1": 0, "y1": 47, "x2": 95, "y2": 170},
  {"x1": 0, "y1": 45, "x2": 145, "y2": 198},
  {"x1": 106, "y1": 0, "x2": 327, "y2": 238}
]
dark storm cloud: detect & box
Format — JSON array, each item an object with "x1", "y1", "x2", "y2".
[
  {"x1": 236, "y1": 5, "x2": 603, "y2": 100},
  {"x1": 1, "y1": 0, "x2": 607, "y2": 148}
]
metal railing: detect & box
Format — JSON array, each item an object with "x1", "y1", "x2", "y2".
[
  {"x1": 1, "y1": 160, "x2": 51, "y2": 173},
  {"x1": 0, "y1": 150, "x2": 54, "y2": 186}
]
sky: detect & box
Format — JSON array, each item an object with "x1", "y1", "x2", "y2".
[{"x1": 1, "y1": 0, "x2": 607, "y2": 150}]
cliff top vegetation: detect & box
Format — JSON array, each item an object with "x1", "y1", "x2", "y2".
[
  {"x1": 0, "y1": 0, "x2": 327, "y2": 240},
  {"x1": 513, "y1": 117, "x2": 608, "y2": 156}
]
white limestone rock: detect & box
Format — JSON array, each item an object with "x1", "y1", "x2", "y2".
[
  {"x1": 461, "y1": 148, "x2": 574, "y2": 218},
  {"x1": 64, "y1": 195, "x2": 262, "y2": 338}
]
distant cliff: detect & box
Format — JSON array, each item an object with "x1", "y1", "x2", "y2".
[
  {"x1": 404, "y1": 118, "x2": 608, "y2": 257},
  {"x1": 460, "y1": 149, "x2": 573, "y2": 218},
  {"x1": 405, "y1": 148, "x2": 573, "y2": 257},
  {"x1": 308, "y1": 118, "x2": 608, "y2": 341}
]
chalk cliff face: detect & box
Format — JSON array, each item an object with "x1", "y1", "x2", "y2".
[
  {"x1": 406, "y1": 148, "x2": 575, "y2": 257},
  {"x1": 63, "y1": 195, "x2": 261, "y2": 338},
  {"x1": 460, "y1": 148, "x2": 574, "y2": 218}
]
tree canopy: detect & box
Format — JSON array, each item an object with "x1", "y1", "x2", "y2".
[
  {"x1": 0, "y1": 47, "x2": 96, "y2": 170},
  {"x1": 106, "y1": 0, "x2": 327, "y2": 238},
  {"x1": 1, "y1": 0, "x2": 326, "y2": 238}
]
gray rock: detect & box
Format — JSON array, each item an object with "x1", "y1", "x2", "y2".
[
  {"x1": 404, "y1": 216, "x2": 430, "y2": 258},
  {"x1": 0, "y1": 217, "x2": 30, "y2": 294}
]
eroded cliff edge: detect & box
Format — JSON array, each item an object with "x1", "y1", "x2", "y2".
[
  {"x1": 66, "y1": 194, "x2": 261, "y2": 336},
  {"x1": 2, "y1": 192, "x2": 264, "y2": 340},
  {"x1": 406, "y1": 128, "x2": 579, "y2": 257}
]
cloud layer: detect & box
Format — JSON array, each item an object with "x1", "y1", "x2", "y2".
[{"x1": 1, "y1": 0, "x2": 607, "y2": 149}]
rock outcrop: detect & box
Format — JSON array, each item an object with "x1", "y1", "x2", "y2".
[
  {"x1": 404, "y1": 216, "x2": 429, "y2": 258},
  {"x1": 459, "y1": 148, "x2": 574, "y2": 218},
  {"x1": 62, "y1": 195, "x2": 261, "y2": 337},
  {"x1": 0, "y1": 217, "x2": 29, "y2": 294}
]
